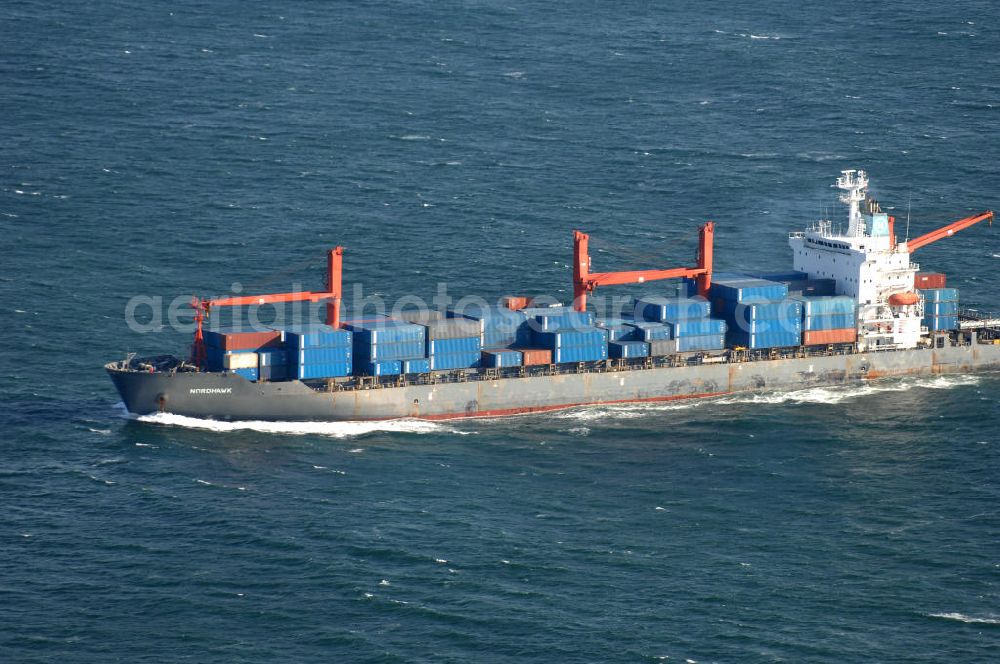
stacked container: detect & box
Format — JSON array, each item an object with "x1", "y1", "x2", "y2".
[
  {"x1": 633, "y1": 296, "x2": 726, "y2": 352},
  {"x1": 283, "y1": 325, "x2": 353, "y2": 380},
  {"x1": 449, "y1": 305, "x2": 531, "y2": 348},
  {"x1": 522, "y1": 306, "x2": 595, "y2": 332},
  {"x1": 401, "y1": 358, "x2": 432, "y2": 374},
  {"x1": 627, "y1": 321, "x2": 673, "y2": 342},
  {"x1": 345, "y1": 320, "x2": 426, "y2": 377},
  {"x1": 790, "y1": 295, "x2": 857, "y2": 345},
  {"x1": 915, "y1": 273, "x2": 946, "y2": 289},
  {"x1": 428, "y1": 335, "x2": 482, "y2": 370},
  {"x1": 532, "y1": 327, "x2": 609, "y2": 363},
  {"x1": 608, "y1": 340, "x2": 650, "y2": 359},
  {"x1": 595, "y1": 318, "x2": 637, "y2": 342},
  {"x1": 752, "y1": 271, "x2": 838, "y2": 296},
  {"x1": 520, "y1": 348, "x2": 553, "y2": 366},
  {"x1": 203, "y1": 328, "x2": 283, "y2": 381},
  {"x1": 257, "y1": 349, "x2": 291, "y2": 381},
  {"x1": 481, "y1": 349, "x2": 524, "y2": 368},
  {"x1": 712, "y1": 276, "x2": 802, "y2": 349},
  {"x1": 784, "y1": 278, "x2": 837, "y2": 296},
  {"x1": 920, "y1": 288, "x2": 960, "y2": 331},
  {"x1": 403, "y1": 310, "x2": 483, "y2": 371}
]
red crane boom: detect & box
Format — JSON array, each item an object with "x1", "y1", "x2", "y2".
[
  {"x1": 906, "y1": 211, "x2": 993, "y2": 252},
  {"x1": 190, "y1": 247, "x2": 344, "y2": 367},
  {"x1": 572, "y1": 221, "x2": 714, "y2": 312}
]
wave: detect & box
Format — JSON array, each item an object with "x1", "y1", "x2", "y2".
[
  {"x1": 129, "y1": 411, "x2": 462, "y2": 439},
  {"x1": 542, "y1": 374, "x2": 981, "y2": 421},
  {"x1": 550, "y1": 399, "x2": 704, "y2": 422},
  {"x1": 928, "y1": 612, "x2": 1000, "y2": 625},
  {"x1": 716, "y1": 374, "x2": 980, "y2": 406}
]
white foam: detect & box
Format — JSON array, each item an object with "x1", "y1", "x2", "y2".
[
  {"x1": 928, "y1": 612, "x2": 1000, "y2": 625},
  {"x1": 131, "y1": 411, "x2": 458, "y2": 438},
  {"x1": 550, "y1": 399, "x2": 702, "y2": 422},
  {"x1": 717, "y1": 374, "x2": 981, "y2": 406}
]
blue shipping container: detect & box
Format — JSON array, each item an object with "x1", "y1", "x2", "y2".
[
  {"x1": 481, "y1": 349, "x2": 524, "y2": 368},
  {"x1": 598, "y1": 324, "x2": 636, "y2": 342},
  {"x1": 450, "y1": 305, "x2": 533, "y2": 347},
  {"x1": 666, "y1": 318, "x2": 728, "y2": 338},
  {"x1": 401, "y1": 358, "x2": 432, "y2": 374},
  {"x1": 803, "y1": 314, "x2": 855, "y2": 331},
  {"x1": 231, "y1": 367, "x2": 259, "y2": 381},
  {"x1": 727, "y1": 317, "x2": 803, "y2": 334},
  {"x1": 633, "y1": 296, "x2": 711, "y2": 322},
  {"x1": 529, "y1": 310, "x2": 595, "y2": 332},
  {"x1": 533, "y1": 328, "x2": 609, "y2": 349},
  {"x1": 920, "y1": 288, "x2": 959, "y2": 303},
  {"x1": 718, "y1": 298, "x2": 804, "y2": 322},
  {"x1": 281, "y1": 325, "x2": 352, "y2": 349},
  {"x1": 790, "y1": 295, "x2": 856, "y2": 317},
  {"x1": 355, "y1": 339, "x2": 426, "y2": 362},
  {"x1": 924, "y1": 300, "x2": 959, "y2": 316},
  {"x1": 296, "y1": 347, "x2": 352, "y2": 365},
  {"x1": 923, "y1": 315, "x2": 959, "y2": 331},
  {"x1": 364, "y1": 360, "x2": 402, "y2": 377},
  {"x1": 346, "y1": 320, "x2": 426, "y2": 345},
  {"x1": 294, "y1": 361, "x2": 353, "y2": 380},
  {"x1": 483, "y1": 327, "x2": 532, "y2": 348},
  {"x1": 627, "y1": 321, "x2": 673, "y2": 342},
  {"x1": 428, "y1": 336, "x2": 482, "y2": 355},
  {"x1": 728, "y1": 329, "x2": 801, "y2": 349},
  {"x1": 756, "y1": 271, "x2": 809, "y2": 282},
  {"x1": 710, "y1": 277, "x2": 789, "y2": 303},
  {"x1": 430, "y1": 351, "x2": 481, "y2": 371},
  {"x1": 552, "y1": 344, "x2": 609, "y2": 364},
  {"x1": 258, "y1": 349, "x2": 290, "y2": 367},
  {"x1": 608, "y1": 340, "x2": 649, "y2": 359}
]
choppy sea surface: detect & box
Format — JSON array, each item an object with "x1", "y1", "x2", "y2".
[{"x1": 3, "y1": 1, "x2": 1000, "y2": 661}]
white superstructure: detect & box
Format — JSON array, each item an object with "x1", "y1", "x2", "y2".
[{"x1": 789, "y1": 170, "x2": 924, "y2": 350}]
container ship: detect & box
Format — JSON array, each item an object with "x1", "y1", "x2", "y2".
[{"x1": 108, "y1": 170, "x2": 1000, "y2": 421}]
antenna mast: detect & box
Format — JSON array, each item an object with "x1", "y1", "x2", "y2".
[{"x1": 835, "y1": 169, "x2": 869, "y2": 237}]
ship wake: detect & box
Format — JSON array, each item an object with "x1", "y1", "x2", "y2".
[
  {"x1": 125, "y1": 410, "x2": 463, "y2": 438},
  {"x1": 927, "y1": 612, "x2": 1000, "y2": 625}
]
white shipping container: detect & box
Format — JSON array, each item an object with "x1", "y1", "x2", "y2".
[{"x1": 223, "y1": 352, "x2": 259, "y2": 370}]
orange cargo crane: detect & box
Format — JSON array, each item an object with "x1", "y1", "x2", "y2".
[
  {"x1": 572, "y1": 221, "x2": 714, "y2": 312},
  {"x1": 190, "y1": 247, "x2": 344, "y2": 367},
  {"x1": 905, "y1": 210, "x2": 993, "y2": 252}
]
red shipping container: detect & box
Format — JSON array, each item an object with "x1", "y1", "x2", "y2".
[
  {"x1": 520, "y1": 348, "x2": 553, "y2": 365},
  {"x1": 914, "y1": 272, "x2": 946, "y2": 289},
  {"x1": 802, "y1": 328, "x2": 857, "y2": 346},
  {"x1": 205, "y1": 329, "x2": 282, "y2": 351},
  {"x1": 503, "y1": 296, "x2": 530, "y2": 311}
]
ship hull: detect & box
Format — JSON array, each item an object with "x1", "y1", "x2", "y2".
[{"x1": 108, "y1": 338, "x2": 1000, "y2": 422}]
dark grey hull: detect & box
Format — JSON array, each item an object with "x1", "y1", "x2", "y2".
[{"x1": 108, "y1": 337, "x2": 1000, "y2": 422}]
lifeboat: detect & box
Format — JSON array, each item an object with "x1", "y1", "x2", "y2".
[{"x1": 888, "y1": 291, "x2": 920, "y2": 306}]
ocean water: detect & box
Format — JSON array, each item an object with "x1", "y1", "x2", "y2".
[{"x1": 3, "y1": 1, "x2": 1000, "y2": 661}]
